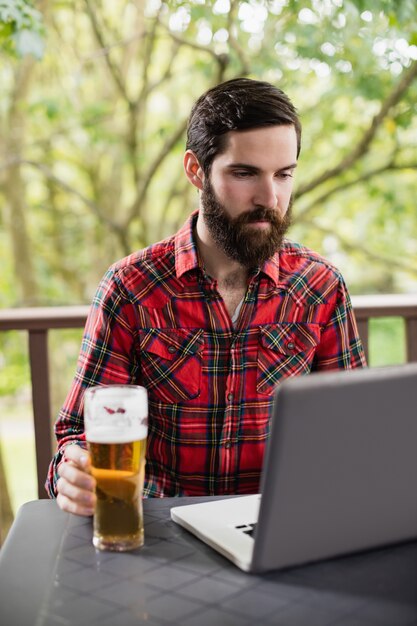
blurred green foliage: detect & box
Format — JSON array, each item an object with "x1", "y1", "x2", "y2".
[
  {"x1": 0, "y1": 0, "x2": 416, "y2": 308},
  {"x1": 369, "y1": 317, "x2": 406, "y2": 366},
  {"x1": 0, "y1": 333, "x2": 30, "y2": 396},
  {"x1": 0, "y1": 0, "x2": 44, "y2": 58}
]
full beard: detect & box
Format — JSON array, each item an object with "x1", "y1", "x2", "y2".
[{"x1": 201, "y1": 179, "x2": 292, "y2": 268}]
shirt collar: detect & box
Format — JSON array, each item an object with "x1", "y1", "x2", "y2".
[
  {"x1": 258, "y1": 254, "x2": 280, "y2": 286},
  {"x1": 174, "y1": 211, "x2": 202, "y2": 279},
  {"x1": 174, "y1": 210, "x2": 281, "y2": 286}
]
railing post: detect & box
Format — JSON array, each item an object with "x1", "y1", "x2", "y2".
[
  {"x1": 0, "y1": 448, "x2": 14, "y2": 545},
  {"x1": 356, "y1": 319, "x2": 369, "y2": 364},
  {"x1": 28, "y1": 330, "x2": 52, "y2": 499},
  {"x1": 406, "y1": 318, "x2": 417, "y2": 362}
]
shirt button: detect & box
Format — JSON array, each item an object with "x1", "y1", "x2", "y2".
[
  {"x1": 287, "y1": 342, "x2": 295, "y2": 350},
  {"x1": 168, "y1": 345, "x2": 176, "y2": 354},
  {"x1": 227, "y1": 392, "x2": 233, "y2": 401},
  {"x1": 225, "y1": 440, "x2": 232, "y2": 449}
]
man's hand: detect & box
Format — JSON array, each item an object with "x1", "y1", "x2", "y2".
[{"x1": 56, "y1": 445, "x2": 96, "y2": 516}]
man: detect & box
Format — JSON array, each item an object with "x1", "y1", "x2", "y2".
[{"x1": 48, "y1": 78, "x2": 366, "y2": 516}]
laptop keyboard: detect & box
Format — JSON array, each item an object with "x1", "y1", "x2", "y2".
[{"x1": 235, "y1": 523, "x2": 257, "y2": 537}]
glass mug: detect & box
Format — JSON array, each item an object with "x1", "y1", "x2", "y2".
[{"x1": 84, "y1": 385, "x2": 148, "y2": 551}]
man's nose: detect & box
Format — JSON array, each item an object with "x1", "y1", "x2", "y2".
[{"x1": 253, "y1": 178, "x2": 278, "y2": 210}]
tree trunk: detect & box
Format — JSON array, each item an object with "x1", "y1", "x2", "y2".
[
  {"x1": 3, "y1": 57, "x2": 38, "y2": 306},
  {"x1": 0, "y1": 447, "x2": 14, "y2": 546}
]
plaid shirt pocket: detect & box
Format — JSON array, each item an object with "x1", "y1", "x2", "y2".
[
  {"x1": 257, "y1": 323, "x2": 321, "y2": 395},
  {"x1": 139, "y1": 328, "x2": 204, "y2": 403}
]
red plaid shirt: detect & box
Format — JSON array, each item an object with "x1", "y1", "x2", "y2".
[{"x1": 46, "y1": 211, "x2": 366, "y2": 498}]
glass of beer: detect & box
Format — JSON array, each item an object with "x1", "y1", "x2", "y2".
[{"x1": 84, "y1": 385, "x2": 148, "y2": 552}]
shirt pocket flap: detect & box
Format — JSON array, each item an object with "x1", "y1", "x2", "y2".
[
  {"x1": 141, "y1": 328, "x2": 204, "y2": 361},
  {"x1": 260, "y1": 323, "x2": 320, "y2": 356}
]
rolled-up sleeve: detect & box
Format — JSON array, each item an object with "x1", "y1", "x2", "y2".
[
  {"x1": 312, "y1": 277, "x2": 367, "y2": 371},
  {"x1": 45, "y1": 268, "x2": 139, "y2": 497}
]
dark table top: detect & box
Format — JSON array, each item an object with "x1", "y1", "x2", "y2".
[{"x1": 1, "y1": 498, "x2": 417, "y2": 626}]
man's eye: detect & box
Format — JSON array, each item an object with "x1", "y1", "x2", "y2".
[
  {"x1": 278, "y1": 172, "x2": 293, "y2": 179},
  {"x1": 232, "y1": 171, "x2": 253, "y2": 178}
]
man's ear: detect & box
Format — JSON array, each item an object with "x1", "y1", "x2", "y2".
[{"x1": 183, "y1": 150, "x2": 205, "y2": 190}]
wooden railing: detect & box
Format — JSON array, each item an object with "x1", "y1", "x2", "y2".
[
  {"x1": 0, "y1": 295, "x2": 417, "y2": 500},
  {"x1": 351, "y1": 294, "x2": 417, "y2": 362},
  {"x1": 0, "y1": 306, "x2": 88, "y2": 500}
]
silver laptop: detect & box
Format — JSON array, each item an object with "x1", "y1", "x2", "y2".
[{"x1": 171, "y1": 363, "x2": 417, "y2": 573}]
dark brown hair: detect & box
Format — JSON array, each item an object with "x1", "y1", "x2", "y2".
[{"x1": 186, "y1": 77, "x2": 301, "y2": 174}]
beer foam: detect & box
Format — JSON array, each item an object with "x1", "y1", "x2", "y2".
[
  {"x1": 123, "y1": 395, "x2": 148, "y2": 417},
  {"x1": 87, "y1": 386, "x2": 148, "y2": 420},
  {"x1": 87, "y1": 425, "x2": 147, "y2": 444}
]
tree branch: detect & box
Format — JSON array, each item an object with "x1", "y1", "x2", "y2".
[
  {"x1": 157, "y1": 172, "x2": 191, "y2": 239},
  {"x1": 2, "y1": 158, "x2": 122, "y2": 232},
  {"x1": 296, "y1": 60, "x2": 417, "y2": 198},
  {"x1": 162, "y1": 27, "x2": 223, "y2": 63},
  {"x1": 137, "y1": 10, "x2": 159, "y2": 104},
  {"x1": 83, "y1": 0, "x2": 131, "y2": 104},
  {"x1": 294, "y1": 160, "x2": 417, "y2": 223},
  {"x1": 126, "y1": 118, "x2": 188, "y2": 223},
  {"x1": 142, "y1": 40, "x2": 180, "y2": 98},
  {"x1": 128, "y1": 10, "x2": 162, "y2": 185},
  {"x1": 303, "y1": 219, "x2": 417, "y2": 277},
  {"x1": 227, "y1": 0, "x2": 250, "y2": 76},
  {"x1": 79, "y1": 32, "x2": 146, "y2": 64}
]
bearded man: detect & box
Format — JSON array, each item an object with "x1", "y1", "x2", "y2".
[{"x1": 48, "y1": 78, "x2": 366, "y2": 515}]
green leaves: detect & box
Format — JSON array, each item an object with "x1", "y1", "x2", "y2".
[{"x1": 0, "y1": 0, "x2": 44, "y2": 59}]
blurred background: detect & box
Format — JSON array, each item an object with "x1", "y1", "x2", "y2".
[{"x1": 1, "y1": 0, "x2": 417, "y2": 535}]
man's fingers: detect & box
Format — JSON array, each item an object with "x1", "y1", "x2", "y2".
[
  {"x1": 63, "y1": 444, "x2": 91, "y2": 470},
  {"x1": 57, "y1": 475, "x2": 95, "y2": 503},
  {"x1": 56, "y1": 447, "x2": 97, "y2": 517},
  {"x1": 58, "y1": 461, "x2": 96, "y2": 491},
  {"x1": 56, "y1": 491, "x2": 95, "y2": 517},
  {"x1": 56, "y1": 475, "x2": 96, "y2": 516}
]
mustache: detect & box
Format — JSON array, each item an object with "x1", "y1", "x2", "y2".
[{"x1": 234, "y1": 207, "x2": 282, "y2": 225}]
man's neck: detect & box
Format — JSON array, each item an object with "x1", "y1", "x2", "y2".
[{"x1": 194, "y1": 214, "x2": 248, "y2": 287}]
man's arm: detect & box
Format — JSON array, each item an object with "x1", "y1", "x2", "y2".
[
  {"x1": 312, "y1": 276, "x2": 367, "y2": 371},
  {"x1": 45, "y1": 267, "x2": 139, "y2": 504}
]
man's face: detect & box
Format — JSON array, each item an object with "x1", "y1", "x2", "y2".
[{"x1": 200, "y1": 125, "x2": 297, "y2": 267}]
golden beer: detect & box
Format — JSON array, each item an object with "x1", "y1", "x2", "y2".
[
  {"x1": 88, "y1": 437, "x2": 146, "y2": 551},
  {"x1": 84, "y1": 385, "x2": 148, "y2": 552}
]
